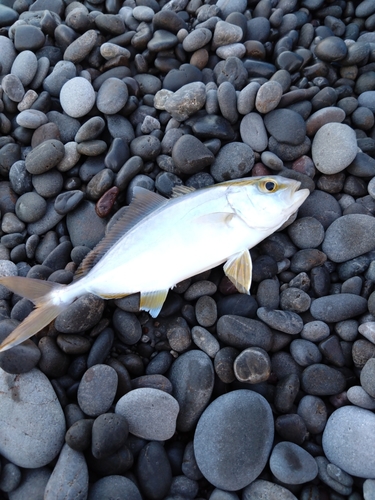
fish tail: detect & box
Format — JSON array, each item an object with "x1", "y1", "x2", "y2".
[{"x1": 0, "y1": 276, "x2": 70, "y2": 352}]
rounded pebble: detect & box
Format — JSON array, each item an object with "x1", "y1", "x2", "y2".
[{"x1": 60, "y1": 77, "x2": 96, "y2": 118}]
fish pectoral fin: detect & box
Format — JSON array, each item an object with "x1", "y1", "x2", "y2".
[
  {"x1": 223, "y1": 249, "x2": 252, "y2": 295},
  {"x1": 140, "y1": 289, "x2": 169, "y2": 318}
]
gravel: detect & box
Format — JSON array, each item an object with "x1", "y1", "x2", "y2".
[{"x1": 0, "y1": 0, "x2": 374, "y2": 498}]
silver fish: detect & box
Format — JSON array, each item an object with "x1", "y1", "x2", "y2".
[{"x1": 0, "y1": 175, "x2": 309, "y2": 351}]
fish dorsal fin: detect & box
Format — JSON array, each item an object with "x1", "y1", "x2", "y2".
[
  {"x1": 140, "y1": 289, "x2": 169, "y2": 317},
  {"x1": 223, "y1": 249, "x2": 252, "y2": 295},
  {"x1": 171, "y1": 185, "x2": 196, "y2": 198},
  {"x1": 75, "y1": 188, "x2": 168, "y2": 280}
]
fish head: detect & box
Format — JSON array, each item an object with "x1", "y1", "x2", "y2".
[{"x1": 227, "y1": 175, "x2": 310, "y2": 232}]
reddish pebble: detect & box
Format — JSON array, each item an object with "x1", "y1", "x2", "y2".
[
  {"x1": 219, "y1": 276, "x2": 238, "y2": 295},
  {"x1": 95, "y1": 186, "x2": 119, "y2": 218},
  {"x1": 252, "y1": 163, "x2": 272, "y2": 176},
  {"x1": 292, "y1": 155, "x2": 316, "y2": 178}
]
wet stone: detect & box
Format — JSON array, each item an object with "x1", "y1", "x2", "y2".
[
  {"x1": 77, "y1": 365, "x2": 118, "y2": 417},
  {"x1": 194, "y1": 390, "x2": 274, "y2": 491}
]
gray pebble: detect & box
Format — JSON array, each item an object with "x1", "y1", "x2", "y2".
[
  {"x1": 287, "y1": 217, "x2": 324, "y2": 249},
  {"x1": 212, "y1": 20, "x2": 243, "y2": 49},
  {"x1": 347, "y1": 385, "x2": 375, "y2": 410},
  {"x1": 0, "y1": 368, "x2": 65, "y2": 467},
  {"x1": 195, "y1": 295, "x2": 217, "y2": 327},
  {"x1": 63, "y1": 29, "x2": 97, "y2": 64},
  {"x1": 0, "y1": 462, "x2": 21, "y2": 493},
  {"x1": 311, "y1": 293, "x2": 367, "y2": 322},
  {"x1": 60, "y1": 77, "x2": 96, "y2": 118},
  {"x1": 217, "y1": 315, "x2": 273, "y2": 351},
  {"x1": 290, "y1": 339, "x2": 322, "y2": 366},
  {"x1": 240, "y1": 113, "x2": 268, "y2": 152},
  {"x1": 312, "y1": 123, "x2": 358, "y2": 174},
  {"x1": 115, "y1": 388, "x2": 179, "y2": 440},
  {"x1": 360, "y1": 357, "x2": 375, "y2": 398},
  {"x1": 255, "y1": 81, "x2": 283, "y2": 114},
  {"x1": 191, "y1": 326, "x2": 220, "y2": 358},
  {"x1": 264, "y1": 109, "x2": 306, "y2": 146},
  {"x1": 169, "y1": 350, "x2": 214, "y2": 432},
  {"x1": 315, "y1": 456, "x2": 352, "y2": 496},
  {"x1": 183, "y1": 28, "x2": 212, "y2": 52},
  {"x1": 16, "y1": 110, "x2": 48, "y2": 129},
  {"x1": 2, "y1": 74, "x2": 25, "y2": 102},
  {"x1": 11, "y1": 50, "x2": 38, "y2": 86},
  {"x1": 32, "y1": 170, "x2": 63, "y2": 198},
  {"x1": 137, "y1": 441, "x2": 172, "y2": 499},
  {"x1": 163, "y1": 82, "x2": 206, "y2": 121},
  {"x1": 15, "y1": 192, "x2": 47, "y2": 223},
  {"x1": 301, "y1": 364, "x2": 346, "y2": 396},
  {"x1": 280, "y1": 287, "x2": 311, "y2": 313},
  {"x1": 243, "y1": 479, "x2": 297, "y2": 500},
  {"x1": 297, "y1": 395, "x2": 327, "y2": 433},
  {"x1": 55, "y1": 294, "x2": 105, "y2": 333},
  {"x1": 274, "y1": 373, "x2": 300, "y2": 413},
  {"x1": 234, "y1": 347, "x2": 271, "y2": 383},
  {"x1": 210, "y1": 142, "x2": 254, "y2": 181},
  {"x1": 77, "y1": 364, "x2": 118, "y2": 417},
  {"x1": 113, "y1": 310, "x2": 142, "y2": 345},
  {"x1": 43, "y1": 60, "x2": 76, "y2": 97},
  {"x1": 96, "y1": 78, "x2": 128, "y2": 115},
  {"x1": 323, "y1": 406, "x2": 375, "y2": 478},
  {"x1": 269, "y1": 442, "x2": 318, "y2": 484},
  {"x1": 88, "y1": 475, "x2": 142, "y2": 500},
  {"x1": 66, "y1": 200, "x2": 106, "y2": 248},
  {"x1": 301, "y1": 321, "x2": 330, "y2": 342},
  {"x1": 25, "y1": 139, "x2": 65, "y2": 175},
  {"x1": 44, "y1": 444, "x2": 88, "y2": 500},
  {"x1": 7, "y1": 468, "x2": 51, "y2": 500},
  {"x1": 237, "y1": 82, "x2": 260, "y2": 115},
  {"x1": 172, "y1": 134, "x2": 214, "y2": 175},
  {"x1": 257, "y1": 307, "x2": 303, "y2": 335},
  {"x1": 194, "y1": 390, "x2": 274, "y2": 491}
]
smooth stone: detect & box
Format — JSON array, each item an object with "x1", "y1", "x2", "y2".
[
  {"x1": 44, "y1": 444, "x2": 88, "y2": 500},
  {"x1": 347, "y1": 385, "x2": 375, "y2": 410},
  {"x1": 77, "y1": 364, "x2": 118, "y2": 417},
  {"x1": 63, "y1": 29, "x2": 97, "y2": 64},
  {"x1": 0, "y1": 368, "x2": 65, "y2": 467},
  {"x1": 65, "y1": 419, "x2": 93, "y2": 452},
  {"x1": 234, "y1": 347, "x2": 271, "y2": 383},
  {"x1": 257, "y1": 307, "x2": 303, "y2": 335},
  {"x1": 217, "y1": 315, "x2": 273, "y2": 351},
  {"x1": 287, "y1": 217, "x2": 324, "y2": 249},
  {"x1": 243, "y1": 479, "x2": 297, "y2": 500},
  {"x1": 88, "y1": 476, "x2": 142, "y2": 500},
  {"x1": 137, "y1": 442, "x2": 172, "y2": 499},
  {"x1": 112, "y1": 310, "x2": 142, "y2": 345},
  {"x1": 360, "y1": 357, "x2": 375, "y2": 398},
  {"x1": 91, "y1": 413, "x2": 129, "y2": 459},
  {"x1": 306, "y1": 107, "x2": 346, "y2": 136},
  {"x1": 54, "y1": 294, "x2": 105, "y2": 333},
  {"x1": 43, "y1": 61, "x2": 76, "y2": 98},
  {"x1": 240, "y1": 113, "x2": 268, "y2": 152},
  {"x1": 311, "y1": 293, "x2": 367, "y2": 322},
  {"x1": 212, "y1": 20, "x2": 242, "y2": 49},
  {"x1": 169, "y1": 350, "x2": 214, "y2": 432},
  {"x1": 183, "y1": 28, "x2": 212, "y2": 52},
  {"x1": 96, "y1": 78, "x2": 128, "y2": 115},
  {"x1": 2, "y1": 74, "x2": 24, "y2": 102},
  {"x1": 7, "y1": 468, "x2": 51, "y2": 500},
  {"x1": 66, "y1": 200, "x2": 107, "y2": 248},
  {"x1": 314, "y1": 36, "x2": 348, "y2": 62},
  {"x1": 323, "y1": 214, "x2": 375, "y2": 262},
  {"x1": 15, "y1": 192, "x2": 47, "y2": 223},
  {"x1": 194, "y1": 390, "x2": 274, "y2": 491},
  {"x1": 115, "y1": 388, "x2": 179, "y2": 440},
  {"x1": 323, "y1": 406, "x2": 375, "y2": 478},
  {"x1": 11, "y1": 50, "x2": 38, "y2": 86},
  {"x1": 130, "y1": 135, "x2": 161, "y2": 161},
  {"x1": 264, "y1": 109, "x2": 306, "y2": 145},
  {"x1": 255, "y1": 81, "x2": 283, "y2": 114},
  {"x1": 0, "y1": 35, "x2": 17, "y2": 77},
  {"x1": 172, "y1": 134, "x2": 214, "y2": 174},
  {"x1": 25, "y1": 139, "x2": 65, "y2": 174},
  {"x1": 312, "y1": 123, "x2": 358, "y2": 174},
  {"x1": 297, "y1": 395, "x2": 327, "y2": 434},
  {"x1": 290, "y1": 339, "x2": 322, "y2": 366},
  {"x1": 298, "y1": 189, "x2": 341, "y2": 229},
  {"x1": 301, "y1": 364, "x2": 346, "y2": 396},
  {"x1": 269, "y1": 442, "x2": 318, "y2": 484},
  {"x1": 210, "y1": 142, "x2": 254, "y2": 181},
  {"x1": 16, "y1": 110, "x2": 48, "y2": 129},
  {"x1": 60, "y1": 77, "x2": 96, "y2": 118},
  {"x1": 191, "y1": 326, "x2": 220, "y2": 358}
]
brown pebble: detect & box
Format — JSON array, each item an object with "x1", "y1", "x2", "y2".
[
  {"x1": 31, "y1": 122, "x2": 61, "y2": 149},
  {"x1": 252, "y1": 162, "x2": 272, "y2": 176},
  {"x1": 95, "y1": 186, "x2": 119, "y2": 217},
  {"x1": 292, "y1": 155, "x2": 316, "y2": 178},
  {"x1": 190, "y1": 48, "x2": 209, "y2": 70}
]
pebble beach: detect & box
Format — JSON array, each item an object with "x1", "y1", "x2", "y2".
[{"x1": 1, "y1": 0, "x2": 375, "y2": 498}]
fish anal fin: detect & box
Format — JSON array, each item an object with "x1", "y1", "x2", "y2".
[
  {"x1": 140, "y1": 289, "x2": 168, "y2": 317},
  {"x1": 0, "y1": 276, "x2": 65, "y2": 305},
  {"x1": 223, "y1": 249, "x2": 252, "y2": 295},
  {"x1": 75, "y1": 188, "x2": 169, "y2": 281},
  {"x1": 171, "y1": 185, "x2": 196, "y2": 198}
]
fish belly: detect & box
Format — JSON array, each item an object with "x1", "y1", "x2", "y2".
[{"x1": 84, "y1": 211, "x2": 257, "y2": 296}]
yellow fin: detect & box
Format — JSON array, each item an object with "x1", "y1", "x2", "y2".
[
  {"x1": 140, "y1": 290, "x2": 168, "y2": 317},
  {"x1": 75, "y1": 188, "x2": 168, "y2": 280},
  {"x1": 223, "y1": 250, "x2": 252, "y2": 294},
  {"x1": 171, "y1": 185, "x2": 196, "y2": 198}
]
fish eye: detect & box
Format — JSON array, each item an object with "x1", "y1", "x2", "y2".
[{"x1": 261, "y1": 179, "x2": 278, "y2": 193}]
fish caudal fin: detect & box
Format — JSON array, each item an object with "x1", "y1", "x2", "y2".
[{"x1": 0, "y1": 276, "x2": 68, "y2": 352}]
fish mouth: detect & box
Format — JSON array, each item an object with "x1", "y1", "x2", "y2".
[{"x1": 287, "y1": 180, "x2": 310, "y2": 209}]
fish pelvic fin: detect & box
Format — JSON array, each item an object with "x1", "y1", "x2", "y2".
[{"x1": 0, "y1": 276, "x2": 68, "y2": 352}]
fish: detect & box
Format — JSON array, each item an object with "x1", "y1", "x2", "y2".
[{"x1": 0, "y1": 175, "x2": 309, "y2": 352}]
